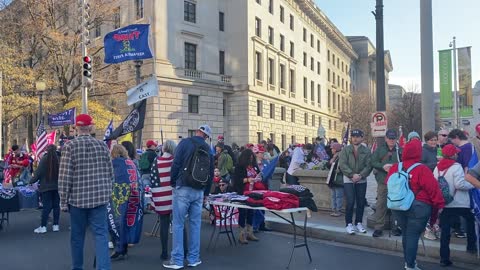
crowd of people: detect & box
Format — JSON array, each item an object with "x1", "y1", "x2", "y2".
[{"x1": 2, "y1": 112, "x2": 480, "y2": 270}]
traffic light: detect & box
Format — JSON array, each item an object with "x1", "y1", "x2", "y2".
[{"x1": 83, "y1": 56, "x2": 92, "y2": 81}]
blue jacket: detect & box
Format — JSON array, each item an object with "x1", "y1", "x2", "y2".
[{"x1": 171, "y1": 136, "x2": 214, "y2": 195}]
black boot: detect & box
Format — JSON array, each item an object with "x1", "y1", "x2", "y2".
[{"x1": 259, "y1": 222, "x2": 272, "y2": 232}]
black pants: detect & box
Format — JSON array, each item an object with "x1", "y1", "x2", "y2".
[
  {"x1": 159, "y1": 214, "x2": 171, "y2": 257},
  {"x1": 344, "y1": 182, "x2": 367, "y2": 226},
  {"x1": 440, "y1": 208, "x2": 477, "y2": 262},
  {"x1": 238, "y1": 209, "x2": 253, "y2": 228},
  {"x1": 286, "y1": 173, "x2": 299, "y2": 185},
  {"x1": 40, "y1": 190, "x2": 60, "y2": 227}
]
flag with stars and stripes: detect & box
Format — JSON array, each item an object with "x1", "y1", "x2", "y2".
[{"x1": 35, "y1": 120, "x2": 48, "y2": 160}]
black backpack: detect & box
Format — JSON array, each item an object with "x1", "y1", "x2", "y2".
[{"x1": 184, "y1": 138, "x2": 211, "y2": 189}]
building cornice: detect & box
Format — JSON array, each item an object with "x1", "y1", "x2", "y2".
[{"x1": 292, "y1": 0, "x2": 358, "y2": 60}]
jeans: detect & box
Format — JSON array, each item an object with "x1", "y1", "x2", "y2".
[
  {"x1": 141, "y1": 174, "x2": 151, "y2": 208},
  {"x1": 252, "y1": 210, "x2": 265, "y2": 230},
  {"x1": 285, "y1": 173, "x2": 299, "y2": 185},
  {"x1": 373, "y1": 182, "x2": 388, "y2": 230},
  {"x1": 69, "y1": 204, "x2": 111, "y2": 270},
  {"x1": 439, "y1": 208, "x2": 477, "y2": 262},
  {"x1": 40, "y1": 190, "x2": 60, "y2": 227},
  {"x1": 330, "y1": 187, "x2": 344, "y2": 212},
  {"x1": 238, "y1": 208, "x2": 253, "y2": 228},
  {"x1": 393, "y1": 200, "x2": 432, "y2": 268},
  {"x1": 344, "y1": 182, "x2": 367, "y2": 226},
  {"x1": 171, "y1": 186, "x2": 203, "y2": 266}
]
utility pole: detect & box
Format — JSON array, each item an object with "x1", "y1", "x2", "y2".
[
  {"x1": 0, "y1": 71, "x2": 3, "y2": 157},
  {"x1": 420, "y1": 0, "x2": 435, "y2": 133},
  {"x1": 373, "y1": 0, "x2": 386, "y2": 145},
  {"x1": 133, "y1": 60, "x2": 143, "y2": 149},
  {"x1": 451, "y1": 37, "x2": 459, "y2": 128}
]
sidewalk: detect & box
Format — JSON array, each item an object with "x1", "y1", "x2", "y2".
[{"x1": 264, "y1": 207, "x2": 479, "y2": 269}]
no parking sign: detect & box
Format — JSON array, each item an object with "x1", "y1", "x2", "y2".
[{"x1": 371, "y1": 112, "x2": 388, "y2": 137}]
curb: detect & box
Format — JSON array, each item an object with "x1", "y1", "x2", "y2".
[{"x1": 264, "y1": 215, "x2": 479, "y2": 269}]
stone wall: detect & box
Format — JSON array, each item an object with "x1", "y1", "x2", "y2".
[{"x1": 292, "y1": 169, "x2": 331, "y2": 210}]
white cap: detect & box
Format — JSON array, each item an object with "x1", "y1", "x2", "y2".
[{"x1": 198, "y1": 124, "x2": 212, "y2": 138}]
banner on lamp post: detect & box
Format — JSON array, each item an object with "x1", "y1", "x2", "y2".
[
  {"x1": 438, "y1": 50, "x2": 453, "y2": 118},
  {"x1": 126, "y1": 76, "x2": 159, "y2": 106},
  {"x1": 457, "y1": 47, "x2": 473, "y2": 117}
]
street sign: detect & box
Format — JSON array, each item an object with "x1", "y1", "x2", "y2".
[{"x1": 371, "y1": 111, "x2": 388, "y2": 137}]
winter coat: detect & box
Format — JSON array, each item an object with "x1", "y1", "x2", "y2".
[
  {"x1": 433, "y1": 162, "x2": 474, "y2": 208},
  {"x1": 338, "y1": 144, "x2": 372, "y2": 184},
  {"x1": 30, "y1": 154, "x2": 59, "y2": 193},
  {"x1": 371, "y1": 143, "x2": 401, "y2": 184},
  {"x1": 421, "y1": 144, "x2": 438, "y2": 171},
  {"x1": 385, "y1": 140, "x2": 445, "y2": 210}
]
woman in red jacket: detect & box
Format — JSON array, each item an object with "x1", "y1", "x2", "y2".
[{"x1": 385, "y1": 139, "x2": 445, "y2": 270}]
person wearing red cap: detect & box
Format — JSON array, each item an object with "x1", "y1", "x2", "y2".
[
  {"x1": 139, "y1": 139, "x2": 159, "y2": 210},
  {"x1": 385, "y1": 140, "x2": 445, "y2": 270},
  {"x1": 433, "y1": 144, "x2": 476, "y2": 266},
  {"x1": 58, "y1": 114, "x2": 114, "y2": 270},
  {"x1": 216, "y1": 134, "x2": 235, "y2": 163}
]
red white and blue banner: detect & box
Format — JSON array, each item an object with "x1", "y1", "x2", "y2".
[
  {"x1": 104, "y1": 24, "x2": 153, "y2": 64},
  {"x1": 48, "y1": 108, "x2": 76, "y2": 127}
]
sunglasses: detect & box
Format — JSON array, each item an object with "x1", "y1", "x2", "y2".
[
  {"x1": 439, "y1": 134, "x2": 448, "y2": 137},
  {"x1": 219, "y1": 184, "x2": 227, "y2": 187}
]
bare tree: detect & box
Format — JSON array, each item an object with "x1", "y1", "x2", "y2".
[
  {"x1": 388, "y1": 83, "x2": 423, "y2": 136},
  {"x1": 340, "y1": 91, "x2": 376, "y2": 145}
]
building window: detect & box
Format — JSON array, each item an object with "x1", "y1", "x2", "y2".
[
  {"x1": 291, "y1": 135, "x2": 296, "y2": 144},
  {"x1": 303, "y1": 28, "x2": 306, "y2": 42},
  {"x1": 289, "y1": 69, "x2": 295, "y2": 93},
  {"x1": 317, "y1": 84, "x2": 321, "y2": 105},
  {"x1": 223, "y1": 99, "x2": 227, "y2": 116},
  {"x1": 219, "y1": 50, "x2": 225, "y2": 75},
  {"x1": 338, "y1": 95, "x2": 341, "y2": 111},
  {"x1": 328, "y1": 69, "x2": 330, "y2": 82},
  {"x1": 184, "y1": 42, "x2": 197, "y2": 70},
  {"x1": 291, "y1": 109, "x2": 295, "y2": 122},
  {"x1": 268, "y1": 0, "x2": 274, "y2": 14},
  {"x1": 270, "y1": 103, "x2": 275, "y2": 119},
  {"x1": 310, "y1": 34, "x2": 314, "y2": 47},
  {"x1": 310, "y1": 57, "x2": 314, "y2": 71},
  {"x1": 219, "y1": 12, "x2": 225, "y2": 31},
  {"x1": 113, "y1": 8, "x2": 120, "y2": 29},
  {"x1": 255, "y1": 17, "x2": 261, "y2": 37},
  {"x1": 342, "y1": 97, "x2": 345, "y2": 112},
  {"x1": 337, "y1": 75, "x2": 340, "y2": 87},
  {"x1": 281, "y1": 106, "x2": 286, "y2": 121},
  {"x1": 280, "y1": 34, "x2": 285, "y2": 51},
  {"x1": 328, "y1": 89, "x2": 331, "y2": 108},
  {"x1": 334, "y1": 121, "x2": 337, "y2": 131},
  {"x1": 289, "y1": 14, "x2": 294, "y2": 30},
  {"x1": 303, "y1": 52, "x2": 307, "y2": 66},
  {"x1": 333, "y1": 72, "x2": 336, "y2": 84},
  {"x1": 304, "y1": 113, "x2": 308, "y2": 125},
  {"x1": 317, "y1": 62, "x2": 321, "y2": 75},
  {"x1": 289, "y1": 41, "x2": 294, "y2": 57},
  {"x1": 311, "y1": 81, "x2": 314, "y2": 102},
  {"x1": 256, "y1": 0, "x2": 261, "y2": 4},
  {"x1": 188, "y1": 130, "x2": 196, "y2": 137},
  {"x1": 257, "y1": 100, "x2": 263, "y2": 117},
  {"x1": 337, "y1": 58, "x2": 340, "y2": 68},
  {"x1": 270, "y1": 133, "x2": 275, "y2": 143},
  {"x1": 255, "y1": 51, "x2": 262, "y2": 80},
  {"x1": 184, "y1": 1, "x2": 196, "y2": 23},
  {"x1": 268, "y1": 58, "x2": 275, "y2": 85},
  {"x1": 329, "y1": 119, "x2": 332, "y2": 129},
  {"x1": 282, "y1": 134, "x2": 286, "y2": 151},
  {"x1": 279, "y1": 64, "x2": 285, "y2": 89},
  {"x1": 333, "y1": 92, "x2": 336, "y2": 109},
  {"x1": 135, "y1": 0, "x2": 144, "y2": 20},
  {"x1": 268, "y1": 27, "x2": 274, "y2": 45},
  {"x1": 332, "y1": 53, "x2": 335, "y2": 64},
  {"x1": 257, "y1": 132, "x2": 263, "y2": 143},
  {"x1": 280, "y1": 6, "x2": 284, "y2": 22},
  {"x1": 188, "y1": 95, "x2": 199, "y2": 113},
  {"x1": 317, "y1": 39, "x2": 320, "y2": 53},
  {"x1": 312, "y1": 115, "x2": 315, "y2": 127},
  {"x1": 303, "y1": 77, "x2": 307, "y2": 100},
  {"x1": 327, "y1": 50, "x2": 330, "y2": 61}
]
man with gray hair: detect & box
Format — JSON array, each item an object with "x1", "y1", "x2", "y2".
[{"x1": 59, "y1": 114, "x2": 114, "y2": 270}]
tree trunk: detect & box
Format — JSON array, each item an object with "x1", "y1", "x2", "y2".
[{"x1": 27, "y1": 114, "x2": 34, "y2": 147}]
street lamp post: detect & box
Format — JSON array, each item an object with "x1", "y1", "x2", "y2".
[
  {"x1": 35, "y1": 81, "x2": 46, "y2": 125},
  {"x1": 450, "y1": 37, "x2": 459, "y2": 128}
]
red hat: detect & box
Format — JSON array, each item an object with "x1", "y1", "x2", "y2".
[
  {"x1": 75, "y1": 114, "x2": 94, "y2": 126},
  {"x1": 252, "y1": 144, "x2": 265, "y2": 153},
  {"x1": 146, "y1": 140, "x2": 158, "y2": 148},
  {"x1": 217, "y1": 135, "x2": 224, "y2": 140},
  {"x1": 442, "y1": 144, "x2": 461, "y2": 158},
  {"x1": 476, "y1": 123, "x2": 480, "y2": 134}
]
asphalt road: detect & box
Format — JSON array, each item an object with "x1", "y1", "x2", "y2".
[{"x1": 0, "y1": 209, "x2": 465, "y2": 270}]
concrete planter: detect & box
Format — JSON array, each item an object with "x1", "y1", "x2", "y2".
[{"x1": 292, "y1": 169, "x2": 331, "y2": 210}]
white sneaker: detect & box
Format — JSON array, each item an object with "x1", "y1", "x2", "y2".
[
  {"x1": 346, "y1": 223, "x2": 355, "y2": 235},
  {"x1": 52, "y1": 225, "x2": 60, "y2": 232},
  {"x1": 187, "y1": 261, "x2": 202, "y2": 267},
  {"x1": 356, "y1": 222, "x2": 367, "y2": 233},
  {"x1": 34, "y1": 226, "x2": 47, "y2": 234},
  {"x1": 405, "y1": 262, "x2": 422, "y2": 270},
  {"x1": 108, "y1": 241, "x2": 114, "y2": 249}
]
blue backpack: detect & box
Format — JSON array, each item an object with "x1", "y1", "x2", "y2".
[{"x1": 387, "y1": 162, "x2": 422, "y2": 211}]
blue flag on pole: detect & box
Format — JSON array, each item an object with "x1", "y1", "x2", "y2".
[
  {"x1": 262, "y1": 156, "x2": 279, "y2": 183},
  {"x1": 104, "y1": 24, "x2": 153, "y2": 64}
]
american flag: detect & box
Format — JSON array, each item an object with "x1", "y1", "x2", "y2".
[
  {"x1": 3, "y1": 152, "x2": 12, "y2": 184},
  {"x1": 342, "y1": 123, "x2": 350, "y2": 146},
  {"x1": 35, "y1": 120, "x2": 48, "y2": 160}
]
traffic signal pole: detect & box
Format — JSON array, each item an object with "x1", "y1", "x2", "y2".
[{"x1": 79, "y1": 0, "x2": 90, "y2": 114}]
